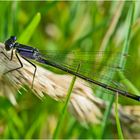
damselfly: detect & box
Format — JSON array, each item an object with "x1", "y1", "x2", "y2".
[{"x1": 1, "y1": 36, "x2": 140, "y2": 102}]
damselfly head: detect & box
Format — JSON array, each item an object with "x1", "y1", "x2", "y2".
[{"x1": 4, "y1": 36, "x2": 17, "y2": 51}]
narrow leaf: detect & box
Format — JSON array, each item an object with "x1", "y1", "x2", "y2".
[{"x1": 18, "y1": 12, "x2": 41, "y2": 44}]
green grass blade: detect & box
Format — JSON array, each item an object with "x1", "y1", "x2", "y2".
[
  {"x1": 53, "y1": 65, "x2": 80, "y2": 139},
  {"x1": 25, "y1": 112, "x2": 46, "y2": 139},
  {"x1": 100, "y1": 3, "x2": 136, "y2": 138},
  {"x1": 118, "y1": 2, "x2": 140, "y2": 96},
  {"x1": 8, "y1": 121, "x2": 19, "y2": 138},
  {"x1": 114, "y1": 2, "x2": 136, "y2": 139},
  {"x1": 8, "y1": 108, "x2": 24, "y2": 135},
  {"x1": 119, "y1": 2, "x2": 135, "y2": 69},
  {"x1": 113, "y1": 3, "x2": 135, "y2": 139},
  {"x1": 100, "y1": 95, "x2": 115, "y2": 138},
  {"x1": 93, "y1": 3, "x2": 124, "y2": 133},
  {"x1": 115, "y1": 94, "x2": 124, "y2": 140},
  {"x1": 18, "y1": 12, "x2": 41, "y2": 44}
]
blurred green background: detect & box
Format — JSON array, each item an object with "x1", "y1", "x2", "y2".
[{"x1": 0, "y1": 1, "x2": 140, "y2": 139}]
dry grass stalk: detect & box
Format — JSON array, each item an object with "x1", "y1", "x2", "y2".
[
  {"x1": 0, "y1": 43, "x2": 103, "y2": 124},
  {"x1": 0, "y1": 43, "x2": 140, "y2": 131}
]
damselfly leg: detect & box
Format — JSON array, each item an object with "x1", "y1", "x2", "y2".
[
  {"x1": 0, "y1": 49, "x2": 14, "y2": 60},
  {"x1": 20, "y1": 56, "x2": 37, "y2": 89},
  {"x1": 4, "y1": 51, "x2": 23, "y2": 75},
  {"x1": 2, "y1": 50, "x2": 37, "y2": 89},
  {"x1": 1, "y1": 49, "x2": 23, "y2": 75}
]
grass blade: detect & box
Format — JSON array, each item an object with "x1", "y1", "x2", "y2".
[
  {"x1": 100, "y1": 2, "x2": 136, "y2": 138},
  {"x1": 53, "y1": 64, "x2": 80, "y2": 139},
  {"x1": 25, "y1": 112, "x2": 46, "y2": 139},
  {"x1": 100, "y1": 95, "x2": 115, "y2": 138},
  {"x1": 115, "y1": 93, "x2": 124, "y2": 140},
  {"x1": 114, "y1": 2, "x2": 135, "y2": 139},
  {"x1": 119, "y1": 2, "x2": 134, "y2": 69},
  {"x1": 118, "y1": 2, "x2": 140, "y2": 96},
  {"x1": 18, "y1": 12, "x2": 41, "y2": 44}
]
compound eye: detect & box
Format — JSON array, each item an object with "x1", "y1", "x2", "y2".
[
  {"x1": 4, "y1": 36, "x2": 16, "y2": 51},
  {"x1": 11, "y1": 36, "x2": 17, "y2": 42}
]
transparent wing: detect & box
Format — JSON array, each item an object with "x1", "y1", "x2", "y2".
[
  {"x1": 38, "y1": 49, "x2": 127, "y2": 76},
  {"x1": 38, "y1": 50, "x2": 130, "y2": 92},
  {"x1": 20, "y1": 48, "x2": 138, "y2": 101}
]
